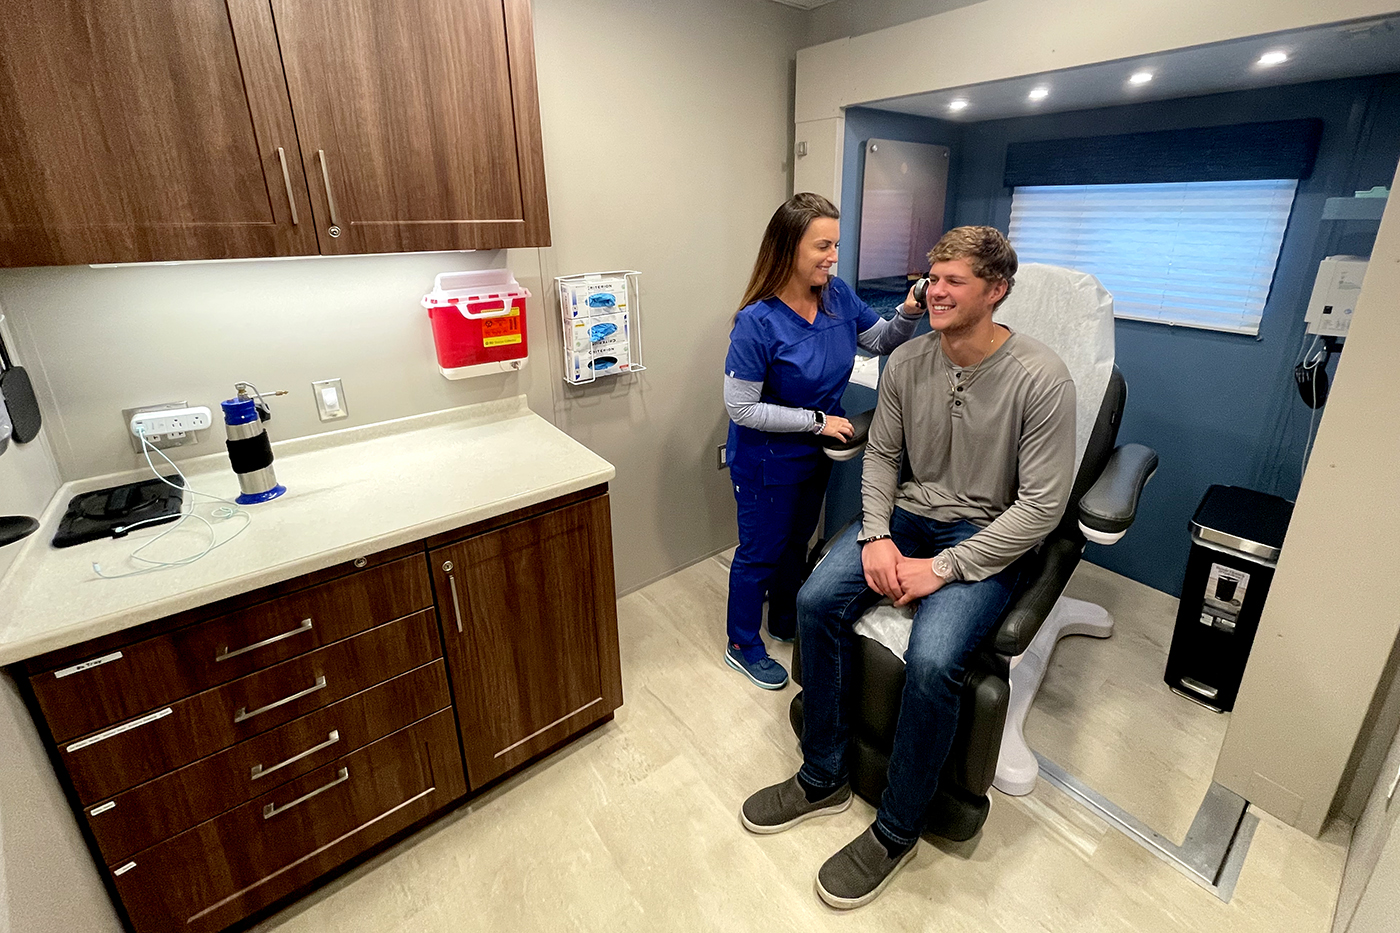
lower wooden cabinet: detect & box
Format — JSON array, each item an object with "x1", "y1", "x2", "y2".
[
  {"x1": 19, "y1": 485, "x2": 621, "y2": 933},
  {"x1": 431, "y1": 493, "x2": 623, "y2": 787},
  {"x1": 112, "y1": 709, "x2": 466, "y2": 933}
]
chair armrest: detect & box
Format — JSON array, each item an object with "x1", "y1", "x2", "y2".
[
  {"x1": 992, "y1": 535, "x2": 1083, "y2": 657},
  {"x1": 1077, "y1": 443, "x2": 1158, "y2": 545},
  {"x1": 821, "y1": 409, "x2": 873, "y2": 462}
]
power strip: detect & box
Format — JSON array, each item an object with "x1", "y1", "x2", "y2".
[{"x1": 129, "y1": 406, "x2": 213, "y2": 438}]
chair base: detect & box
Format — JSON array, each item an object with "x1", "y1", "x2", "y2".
[{"x1": 993, "y1": 596, "x2": 1114, "y2": 796}]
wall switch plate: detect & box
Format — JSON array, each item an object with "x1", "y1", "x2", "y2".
[
  {"x1": 312, "y1": 378, "x2": 348, "y2": 421},
  {"x1": 123, "y1": 401, "x2": 196, "y2": 454},
  {"x1": 717, "y1": 444, "x2": 728, "y2": 470}
]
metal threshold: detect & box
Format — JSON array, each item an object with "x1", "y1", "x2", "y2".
[{"x1": 1034, "y1": 753, "x2": 1258, "y2": 902}]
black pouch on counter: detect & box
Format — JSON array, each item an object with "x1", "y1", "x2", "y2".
[{"x1": 52, "y1": 476, "x2": 185, "y2": 548}]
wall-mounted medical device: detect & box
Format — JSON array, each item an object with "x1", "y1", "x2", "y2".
[{"x1": 1304, "y1": 255, "x2": 1367, "y2": 337}]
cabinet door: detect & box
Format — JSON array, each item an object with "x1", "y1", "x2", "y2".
[
  {"x1": 270, "y1": 0, "x2": 551, "y2": 254},
  {"x1": 0, "y1": 0, "x2": 318, "y2": 266},
  {"x1": 432, "y1": 495, "x2": 622, "y2": 787}
]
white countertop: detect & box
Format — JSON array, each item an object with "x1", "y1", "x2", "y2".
[{"x1": 0, "y1": 397, "x2": 614, "y2": 666}]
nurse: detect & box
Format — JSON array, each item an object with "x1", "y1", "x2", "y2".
[{"x1": 723, "y1": 192, "x2": 924, "y2": 689}]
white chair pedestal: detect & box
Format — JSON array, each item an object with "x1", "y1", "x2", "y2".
[{"x1": 992, "y1": 596, "x2": 1114, "y2": 796}]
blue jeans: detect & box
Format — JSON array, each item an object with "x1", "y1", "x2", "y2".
[
  {"x1": 795, "y1": 508, "x2": 1021, "y2": 845},
  {"x1": 727, "y1": 460, "x2": 833, "y2": 661}
]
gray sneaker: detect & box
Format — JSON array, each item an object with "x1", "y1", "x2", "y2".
[
  {"x1": 741, "y1": 774, "x2": 851, "y2": 834},
  {"x1": 816, "y1": 825, "x2": 917, "y2": 909}
]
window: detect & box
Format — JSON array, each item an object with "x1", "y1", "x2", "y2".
[{"x1": 1007, "y1": 179, "x2": 1298, "y2": 335}]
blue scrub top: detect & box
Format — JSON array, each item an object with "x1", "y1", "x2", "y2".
[{"x1": 725, "y1": 276, "x2": 881, "y2": 486}]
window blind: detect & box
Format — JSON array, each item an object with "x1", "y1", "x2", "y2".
[{"x1": 1007, "y1": 180, "x2": 1298, "y2": 335}]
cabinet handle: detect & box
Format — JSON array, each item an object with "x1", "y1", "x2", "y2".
[
  {"x1": 447, "y1": 574, "x2": 465, "y2": 633},
  {"x1": 216, "y1": 618, "x2": 314, "y2": 662},
  {"x1": 276, "y1": 147, "x2": 299, "y2": 225},
  {"x1": 250, "y1": 730, "x2": 340, "y2": 781},
  {"x1": 317, "y1": 149, "x2": 341, "y2": 230},
  {"x1": 234, "y1": 675, "x2": 327, "y2": 724},
  {"x1": 262, "y1": 767, "x2": 349, "y2": 819}
]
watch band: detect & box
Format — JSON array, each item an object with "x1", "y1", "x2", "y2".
[{"x1": 813, "y1": 410, "x2": 827, "y2": 434}]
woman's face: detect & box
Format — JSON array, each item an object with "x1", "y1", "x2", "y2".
[{"x1": 790, "y1": 217, "x2": 840, "y2": 290}]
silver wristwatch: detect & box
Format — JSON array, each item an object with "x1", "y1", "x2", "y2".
[
  {"x1": 931, "y1": 553, "x2": 954, "y2": 580},
  {"x1": 813, "y1": 410, "x2": 827, "y2": 434}
]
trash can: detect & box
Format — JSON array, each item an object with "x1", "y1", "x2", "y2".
[{"x1": 1164, "y1": 485, "x2": 1294, "y2": 712}]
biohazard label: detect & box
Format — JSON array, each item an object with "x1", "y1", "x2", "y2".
[{"x1": 483, "y1": 309, "x2": 523, "y2": 347}]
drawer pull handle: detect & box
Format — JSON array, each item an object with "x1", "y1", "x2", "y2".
[
  {"x1": 235, "y1": 675, "x2": 327, "y2": 724},
  {"x1": 447, "y1": 574, "x2": 465, "y2": 634},
  {"x1": 216, "y1": 618, "x2": 314, "y2": 662},
  {"x1": 276, "y1": 146, "x2": 299, "y2": 225},
  {"x1": 317, "y1": 149, "x2": 342, "y2": 230},
  {"x1": 263, "y1": 766, "x2": 349, "y2": 819},
  {"x1": 250, "y1": 730, "x2": 341, "y2": 781}
]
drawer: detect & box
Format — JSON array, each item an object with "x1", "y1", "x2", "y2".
[
  {"x1": 112, "y1": 708, "x2": 467, "y2": 933},
  {"x1": 86, "y1": 660, "x2": 452, "y2": 865},
  {"x1": 32, "y1": 554, "x2": 433, "y2": 743},
  {"x1": 63, "y1": 609, "x2": 441, "y2": 804}
]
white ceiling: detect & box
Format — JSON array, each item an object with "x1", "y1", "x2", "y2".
[{"x1": 862, "y1": 15, "x2": 1400, "y2": 122}]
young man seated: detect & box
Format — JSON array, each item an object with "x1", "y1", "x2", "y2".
[{"x1": 740, "y1": 227, "x2": 1077, "y2": 908}]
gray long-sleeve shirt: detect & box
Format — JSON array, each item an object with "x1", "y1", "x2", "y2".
[
  {"x1": 724, "y1": 310, "x2": 921, "y2": 433},
  {"x1": 860, "y1": 329, "x2": 1076, "y2": 582}
]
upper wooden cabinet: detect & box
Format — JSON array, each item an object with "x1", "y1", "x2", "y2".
[{"x1": 0, "y1": 0, "x2": 549, "y2": 267}]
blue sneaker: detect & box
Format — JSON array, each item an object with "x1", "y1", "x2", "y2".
[{"x1": 726, "y1": 645, "x2": 789, "y2": 690}]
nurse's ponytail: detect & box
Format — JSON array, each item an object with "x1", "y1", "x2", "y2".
[{"x1": 736, "y1": 193, "x2": 840, "y2": 318}]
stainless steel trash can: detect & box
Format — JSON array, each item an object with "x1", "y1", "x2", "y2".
[{"x1": 1164, "y1": 485, "x2": 1294, "y2": 712}]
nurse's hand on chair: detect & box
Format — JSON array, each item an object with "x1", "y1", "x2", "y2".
[
  {"x1": 818, "y1": 415, "x2": 855, "y2": 441},
  {"x1": 862, "y1": 538, "x2": 904, "y2": 600},
  {"x1": 892, "y1": 558, "x2": 947, "y2": 607}
]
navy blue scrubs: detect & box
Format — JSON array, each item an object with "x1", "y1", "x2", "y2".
[{"x1": 725, "y1": 277, "x2": 881, "y2": 661}]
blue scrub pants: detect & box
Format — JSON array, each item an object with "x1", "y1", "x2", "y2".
[
  {"x1": 795, "y1": 510, "x2": 1021, "y2": 845},
  {"x1": 727, "y1": 459, "x2": 833, "y2": 662}
]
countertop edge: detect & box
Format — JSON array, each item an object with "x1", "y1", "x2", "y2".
[{"x1": 0, "y1": 467, "x2": 614, "y2": 668}]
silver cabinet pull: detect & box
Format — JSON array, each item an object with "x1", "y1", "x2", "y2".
[
  {"x1": 235, "y1": 675, "x2": 327, "y2": 724},
  {"x1": 250, "y1": 730, "x2": 340, "y2": 781},
  {"x1": 317, "y1": 149, "x2": 341, "y2": 233},
  {"x1": 263, "y1": 767, "x2": 349, "y2": 819},
  {"x1": 216, "y1": 618, "x2": 314, "y2": 662},
  {"x1": 447, "y1": 574, "x2": 465, "y2": 634},
  {"x1": 276, "y1": 147, "x2": 299, "y2": 225}
]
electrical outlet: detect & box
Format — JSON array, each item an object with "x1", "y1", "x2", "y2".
[
  {"x1": 717, "y1": 444, "x2": 728, "y2": 470},
  {"x1": 122, "y1": 401, "x2": 201, "y2": 454}
]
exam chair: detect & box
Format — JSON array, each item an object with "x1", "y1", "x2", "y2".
[{"x1": 795, "y1": 264, "x2": 1157, "y2": 842}]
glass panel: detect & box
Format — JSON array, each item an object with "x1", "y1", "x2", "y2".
[{"x1": 857, "y1": 139, "x2": 949, "y2": 310}]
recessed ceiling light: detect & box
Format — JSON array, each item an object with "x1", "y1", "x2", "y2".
[
  {"x1": 1028, "y1": 86, "x2": 1050, "y2": 101},
  {"x1": 1258, "y1": 50, "x2": 1289, "y2": 66},
  {"x1": 949, "y1": 99, "x2": 969, "y2": 111},
  {"x1": 1129, "y1": 71, "x2": 1154, "y2": 85}
]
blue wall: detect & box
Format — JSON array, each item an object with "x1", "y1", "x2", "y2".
[{"x1": 833, "y1": 76, "x2": 1400, "y2": 595}]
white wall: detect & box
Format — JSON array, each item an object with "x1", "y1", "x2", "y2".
[
  {"x1": 1213, "y1": 155, "x2": 1400, "y2": 835},
  {"x1": 803, "y1": 0, "x2": 980, "y2": 46},
  {"x1": 0, "y1": 0, "x2": 807, "y2": 596},
  {"x1": 0, "y1": 671, "x2": 124, "y2": 933}
]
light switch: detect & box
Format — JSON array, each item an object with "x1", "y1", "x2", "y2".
[{"x1": 311, "y1": 378, "x2": 348, "y2": 421}]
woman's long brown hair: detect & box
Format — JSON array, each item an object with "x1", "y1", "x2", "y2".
[{"x1": 737, "y1": 192, "x2": 840, "y2": 314}]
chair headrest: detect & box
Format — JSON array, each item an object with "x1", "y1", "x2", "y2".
[{"x1": 994, "y1": 263, "x2": 1115, "y2": 472}]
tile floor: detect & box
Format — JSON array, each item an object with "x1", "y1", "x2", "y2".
[{"x1": 256, "y1": 555, "x2": 1347, "y2": 933}]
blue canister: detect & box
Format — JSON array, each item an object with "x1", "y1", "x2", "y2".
[{"x1": 221, "y1": 395, "x2": 285, "y2": 505}]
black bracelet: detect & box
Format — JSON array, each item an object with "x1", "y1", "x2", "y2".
[{"x1": 857, "y1": 534, "x2": 891, "y2": 546}]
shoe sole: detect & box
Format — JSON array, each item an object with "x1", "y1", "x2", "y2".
[
  {"x1": 725, "y1": 652, "x2": 788, "y2": 690},
  {"x1": 816, "y1": 844, "x2": 917, "y2": 909},
  {"x1": 741, "y1": 792, "x2": 851, "y2": 834}
]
